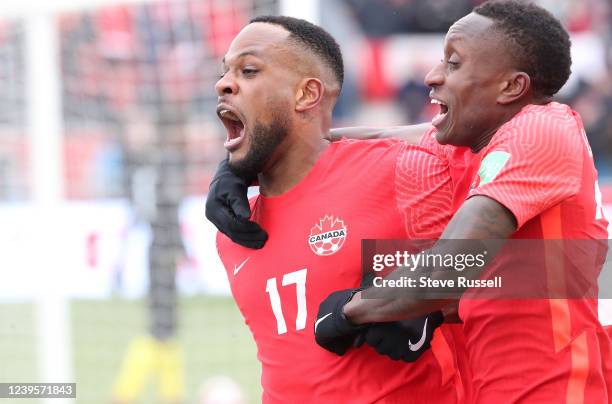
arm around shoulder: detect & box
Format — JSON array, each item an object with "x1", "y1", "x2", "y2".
[{"x1": 330, "y1": 123, "x2": 432, "y2": 143}]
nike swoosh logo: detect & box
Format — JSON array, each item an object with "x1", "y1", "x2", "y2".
[
  {"x1": 314, "y1": 313, "x2": 333, "y2": 333},
  {"x1": 408, "y1": 317, "x2": 428, "y2": 352},
  {"x1": 233, "y1": 257, "x2": 250, "y2": 275}
]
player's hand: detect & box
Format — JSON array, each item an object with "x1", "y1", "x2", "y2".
[
  {"x1": 314, "y1": 289, "x2": 364, "y2": 355},
  {"x1": 363, "y1": 311, "x2": 444, "y2": 362},
  {"x1": 205, "y1": 158, "x2": 268, "y2": 249}
]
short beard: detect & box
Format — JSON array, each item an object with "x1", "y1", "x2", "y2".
[{"x1": 228, "y1": 113, "x2": 289, "y2": 181}]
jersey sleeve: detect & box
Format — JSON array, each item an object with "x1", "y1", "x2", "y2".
[
  {"x1": 394, "y1": 143, "x2": 453, "y2": 239},
  {"x1": 418, "y1": 127, "x2": 453, "y2": 162},
  {"x1": 468, "y1": 118, "x2": 583, "y2": 229}
]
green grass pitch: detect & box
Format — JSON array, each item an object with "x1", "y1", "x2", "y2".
[{"x1": 0, "y1": 296, "x2": 261, "y2": 403}]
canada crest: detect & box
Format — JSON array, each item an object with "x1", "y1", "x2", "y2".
[{"x1": 308, "y1": 215, "x2": 347, "y2": 256}]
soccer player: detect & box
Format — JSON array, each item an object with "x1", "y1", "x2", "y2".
[
  {"x1": 207, "y1": 2, "x2": 611, "y2": 402},
  {"x1": 315, "y1": 2, "x2": 611, "y2": 403},
  {"x1": 212, "y1": 16, "x2": 465, "y2": 403}
]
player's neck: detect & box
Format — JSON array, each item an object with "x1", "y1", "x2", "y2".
[{"x1": 258, "y1": 130, "x2": 331, "y2": 197}]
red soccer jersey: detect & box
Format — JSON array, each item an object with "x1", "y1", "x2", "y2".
[
  {"x1": 446, "y1": 103, "x2": 609, "y2": 403},
  {"x1": 217, "y1": 139, "x2": 462, "y2": 403},
  {"x1": 419, "y1": 130, "x2": 480, "y2": 404},
  {"x1": 419, "y1": 128, "x2": 482, "y2": 212}
]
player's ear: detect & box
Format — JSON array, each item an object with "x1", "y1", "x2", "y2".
[
  {"x1": 497, "y1": 71, "x2": 530, "y2": 105},
  {"x1": 295, "y1": 78, "x2": 324, "y2": 112}
]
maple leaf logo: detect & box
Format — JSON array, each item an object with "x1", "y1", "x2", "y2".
[{"x1": 308, "y1": 215, "x2": 347, "y2": 256}]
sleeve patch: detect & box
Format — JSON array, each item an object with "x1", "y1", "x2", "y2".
[{"x1": 477, "y1": 151, "x2": 510, "y2": 186}]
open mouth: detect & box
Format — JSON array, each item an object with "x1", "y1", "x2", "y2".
[
  {"x1": 217, "y1": 105, "x2": 246, "y2": 151},
  {"x1": 430, "y1": 98, "x2": 449, "y2": 127}
]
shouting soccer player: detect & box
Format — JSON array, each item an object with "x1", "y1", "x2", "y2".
[
  {"x1": 212, "y1": 16, "x2": 467, "y2": 403},
  {"x1": 315, "y1": 2, "x2": 610, "y2": 403}
]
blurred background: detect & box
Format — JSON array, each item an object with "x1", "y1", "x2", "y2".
[{"x1": 0, "y1": 0, "x2": 610, "y2": 403}]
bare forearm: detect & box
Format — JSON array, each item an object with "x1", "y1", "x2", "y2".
[
  {"x1": 343, "y1": 291, "x2": 452, "y2": 324},
  {"x1": 344, "y1": 196, "x2": 517, "y2": 324},
  {"x1": 330, "y1": 123, "x2": 431, "y2": 143}
]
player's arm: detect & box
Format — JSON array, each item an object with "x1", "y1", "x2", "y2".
[
  {"x1": 330, "y1": 123, "x2": 431, "y2": 143},
  {"x1": 315, "y1": 120, "x2": 583, "y2": 353},
  {"x1": 441, "y1": 301, "x2": 461, "y2": 323},
  {"x1": 314, "y1": 196, "x2": 516, "y2": 355},
  {"x1": 339, "y1": 121, "x2": 582, "y2": 323},
  {"x1": 343, "y1": 195, "x2": 517, "y2": 324}
]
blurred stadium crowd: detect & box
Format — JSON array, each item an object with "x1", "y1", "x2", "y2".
[{"x1": 0, "y1": 0, "x2": 610, "y2": 202}]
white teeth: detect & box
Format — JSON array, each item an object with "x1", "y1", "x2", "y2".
[
  {"x1": 219, "y1": 109, "x2": 240, "y2": 122},
  {"x1": 430, "y1": 99, "x2": 445, "y2": 106}
]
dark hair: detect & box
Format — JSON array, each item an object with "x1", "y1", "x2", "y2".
[
  {"x1": 474, "y1": 0, "x2": 571, "y2": 97},
  {"x1": 249, "y1": 15, "x2": 344, "y2": 89}
]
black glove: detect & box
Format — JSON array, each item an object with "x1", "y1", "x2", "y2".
[
  {"x1": 314, "y1": 289, "x2": 365, "y2": 355},
  {"x1": 362, "y1": 311, "x2": 443, "y2": 362},
  {"x1": 205, "y1": 158, "x2": 268, "y2": 249}
]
